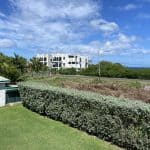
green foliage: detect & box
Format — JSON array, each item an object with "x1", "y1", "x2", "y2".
[
  {"x1": 126, "y1": 68, "x2": 150, "y2": 79},
  {"x1": 80, "y1": 64, "x2": 98, "y2": 76},
  {"x1": 59, "y1": 68, "x2": 77, "y2": 75},
  {"x1": 19, "y1": 82, "x2": 150, "y2": 150},
  {"x1": 51, "y1": 68, "x2": 59, "y2": 74},
  {"x1": 81, "y1": 61, "x2": 150, "y2": 80},
  {"x1": 29, "y1": 57, "x2": 43, "y2": 73},
  {"x1": 0, "y1": 53, "x2": 24, "y2": 82},
  {"x1": 129, "y1": 81, "x2": 142, "y2": 89},
  {"x1": 100, "y1": 61, "x2": 127, "y2": 78},
  {"x1": 11, "y1": 53, "x2": 27, "y2": 74},
  {"x1": 0, "y1": 64, "x2": 21, "y2": 82},
  {"x1": 29, "y1": 57, "x2": 49, "y2": 74},
  {"x1": 51, "y1": 68, "x2": 77, "y2": 75}
]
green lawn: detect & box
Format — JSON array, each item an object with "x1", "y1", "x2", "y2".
[{"x1": 0, "y1": 105, "x2": 121, "y2": 150}]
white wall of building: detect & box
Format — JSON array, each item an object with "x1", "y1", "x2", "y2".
[
  {"x1": 36, "y1": 54, "x2": 50, "y2": 67},
  {"x1": 0, "y1": 90, "x2": 6, "y2": 107},
  {"x1": 37, "y1": 53, "x2": 89, "y2": 70}
]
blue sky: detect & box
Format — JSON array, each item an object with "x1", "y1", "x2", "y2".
[{"x1": 0, "y1": 0, "x2": 150, "y2": 67}]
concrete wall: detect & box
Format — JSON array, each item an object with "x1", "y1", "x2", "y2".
[{"x1": 0, "y1": 90, "x2": 6, "y2": 107}]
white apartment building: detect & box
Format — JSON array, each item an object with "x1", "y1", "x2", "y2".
[{"x1": 36, "y1": 53, "x2": 89, "y2": 70}]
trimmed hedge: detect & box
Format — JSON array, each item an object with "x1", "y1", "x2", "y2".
[{"x1": 19, "y1": 82, "x2": 150, "y2": 150}]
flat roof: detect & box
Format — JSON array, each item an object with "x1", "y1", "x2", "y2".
[
  {"x1": 37, "y1": 53, "x2": 89, "y2": 58},
  {"x1": 5, "y1": 87, "x2": 18, "y2": 91},
  {"x1": 0, "y1": 76, "x2": 10, "y2": 83}
]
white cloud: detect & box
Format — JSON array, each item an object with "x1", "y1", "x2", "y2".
[
  {"x1": 0, "y1": 0, "x2": 139, "y2": 57},
  {"x1": 117, "y1": 3, "x2": 140, "y2": 11},
  {"x1": 90, "y1": 19, "x2": 119, "y2": 34},
  {"x1": 49, "y1": 34, "x2": 138, "y2": 56},
  {"x1": 0, "y1": 0, "x2": 105, "y2": 55},
  {"x1": 141, "y1": 50, "x2": 150, "y2": 54},
  {"x1": 10, "y1": 0, "x2": 99, "y2": 19},
  {"x1": 0, "y1": 11, "x2": 6, "y2": 18},
  {"x1": 99, "y1": 33, "x2": 137, "y2": 55},
  {"x1": 137, "y1": 13, "x2": 150, "y2": 19},
  {"x1": 132, "y1": 48, "x2": 150, "y2": 55},
  {"x1": 0, "y1": 39, "x2": 16, "y2": 48},
  {"x1": 124, "y1": 4, "x2": 138, "y2": 10}
]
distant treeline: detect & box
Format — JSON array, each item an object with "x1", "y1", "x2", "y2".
[
  {"x1": 57, "y1": 61, "x2": 150, "y2": 80},
  {"x1": 0, "y1": 52, "x2": 150, "y2": 81}
]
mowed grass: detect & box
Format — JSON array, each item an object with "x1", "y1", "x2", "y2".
[{"x1": 0, "y1": 105, "x2": 121, "y2": 150}]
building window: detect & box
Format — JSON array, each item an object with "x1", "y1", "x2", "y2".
[
  {"x1": 68, "y1": 62, "x2": 71, "y2": 64},
  {"x1": 53, "y1": 62, "x2": 58, "y2": 67},
  {"x1": 63, "y1": 63, "x2": 65, "y2": 67},
  {"x1": 59, "y1": 57, "x2": 62, "y2": 61},
  {"x1": 63, "y1": 57, "x2": 65, "y2": 60},
  {"x1": 72, "y1": 62, "x2": 75, "y2": 64},
  {"x1": 44, "y1": 57, "x2": 47, "y2": 61},
  {"x1": 59, "y1": 63, "x2": 62, "y2": 67},
  {"x1": 69, "y1": 55, "x2": 74, "y2": 58},
  {"x1": 53, "y1": 57, "x2": 57, "y2": 61}
]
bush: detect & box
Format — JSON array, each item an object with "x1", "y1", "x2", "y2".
[
  {"x1": 80, "y1": 64, "x2": 98, "y2": 76},
  {"x1": 80, "y1": 61, "x2": 150, "y2": 80},
  {"x1": 19, "y1": 82, "x2": 150, "y2": 150},
  {"x1": 59, "y1": 68, "x2": 77, "y2": 75}
]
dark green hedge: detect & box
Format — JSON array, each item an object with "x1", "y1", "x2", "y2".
[{"x1": 19, "y1": 82, "x2": 150, "y2": 150}]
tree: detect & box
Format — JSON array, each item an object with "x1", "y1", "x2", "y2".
[
  {"x1": 100, "y1": 61, "x2": 127, "y2": 78},
  {"x1": 0, "y1": 53, "x2": 28, "y2": 82},
  {"x1": 11, "y1": 53, "x2": 27, "y2": 74},
  {"x1": 29, "y1": 57, "x2": 43, "y2": 73},
  {"x1": 0, "y1": 62, "x2": 21, "y2": 82}
]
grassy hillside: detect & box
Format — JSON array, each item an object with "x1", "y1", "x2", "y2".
[
  {"x1": 0, "y1": 105, "x2": 121, "y2": 150},
  {"x1": 27, "y1": 75, "x2": 150, "y2": 103}
]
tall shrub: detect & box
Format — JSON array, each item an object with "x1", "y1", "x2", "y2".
[{"x1": 19, "y1": 82, "x2": 150, "y2": 150}]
